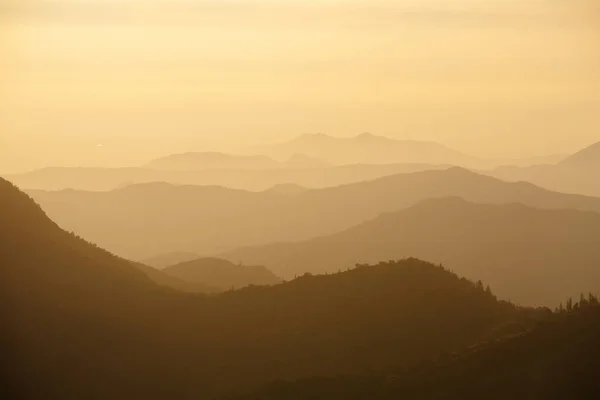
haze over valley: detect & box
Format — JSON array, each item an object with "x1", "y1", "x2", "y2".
[{"x1": 2, "y1": 1, "x2": 600, "y2": 399}]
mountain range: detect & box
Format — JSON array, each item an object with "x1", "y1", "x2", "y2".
[
  {"x1": 1, "y1": 177, "x2": 536, "y2": 398},
  {"x1": 162, "y1": 258, "x2": 281, "y2": 291},
  {"x1": 3, "y1": 162, "x2": 446, "y2": 192},
  {"x1": 4, "y1": 134, "x2": 577, "y2": 193},
  {"x1": 26, "y1": 168, "x2": 600, "y2": 262},
  {"x1": 223, "y1": 197, "x2": 600, "y2": 306},
  {"x1": 254, "y1": 133, "x2": 481, "y2": 167},
  {"x1": 490, "y1": 140, "x2": 600, "y2": 197},
  {"x1": 253, "y1": 133, "x2": 565, "y2": 169}
]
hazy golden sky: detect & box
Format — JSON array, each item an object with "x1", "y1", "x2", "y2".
[{"x1": 1, "y1": 0, "x2": 599, "y2": 172}]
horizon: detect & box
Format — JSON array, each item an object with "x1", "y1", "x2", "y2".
[
  {"x1": 2, "y1": 0, "x2": 600, "y2": 173},
  {"x1": 1, "y1": 131, "x2": 597, "y2": 175},
  {"x1": 2, "y1": 3, "x2": 600, "y2": 396}
]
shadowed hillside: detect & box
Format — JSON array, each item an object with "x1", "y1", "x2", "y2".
[
  {"x1": 1, "y1": 178, "x2": 537, "y2": 397},
  {"x1": 226, "y1": 303, "x2": 600, "y2": 400},
  {"x1": 224, "y1": 198, "x2": 600, "y2": 306},
  {"x1": 162, "y1": 258, "x2": 281, "y2": 290},
  {"x1": 26, "y1": 168, "x2": 600, "y2": 260}
]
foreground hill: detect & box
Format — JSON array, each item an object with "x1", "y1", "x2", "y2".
[
  {"x1": 26, "y1": 168, "x2": 600, "y2": 260},
  {"x1": 162, "y1": 258, "x2": 281, "y2": 290},
  {"x1": 228, "y1": 303, "x2": 600, "y2": 400},
  {"x1": 490, "y1": 140, "x2": 600, "y2": 197},
  {"x1": 3, "y1": 163, "x2": 444, "y2": 192},
  {"x1": 1, "y1": 179, "x2": 536, "y2": 397},
  {"x1": 224, "y1": 198, "x2": 600, "y2": 306}
]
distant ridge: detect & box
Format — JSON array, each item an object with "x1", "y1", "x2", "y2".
[
  {"x1": 254, "y1": 133, "x2": 480, "y2": 167},
  {"x1": 145, "y1": 151, "x2": 330, "y2": 171},
  {"x1": 162, "y1": 258, "x2": 281, "y2": 290},
  {"x1": 559, "y1": 140, "x2": 600, "y2": 168},
  {"x1": 27, "y1": 167, "x2": 600, "y2": 260},
  {"x1": 223, "y1": 197, "x2": 600, "y2": 306},
  {"x1": 490, "y1": 139, "x2": 600, "y2": 197},
  {"x1": 3, "y1": 162, "x2": 444, "y2": 192},
  {"x1": 0, "y1": 184, "x2": 531, "y2": 397},
  {"x1": 143, "y1": 252, "x2": 201, "y2": 269},
  {"x1": 264, "y1": 183, "x2": 309, "y2": 194}
]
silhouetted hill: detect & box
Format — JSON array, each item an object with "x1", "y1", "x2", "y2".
[
  {"x1": 254, "y1": 133, "x2": 480, "y2": 167},
  {"x1": 224, "y1": 198, "x2": 600, "y2": 306},
  {"x1": 3, "y1": 163, "x2": 444, "y2": 192},
  {"x1": 0, "y1": 182, "x2": 536, "y2": 397},
  {"x1": 0, "y1": 179, "x2": 156, "y2": 292},
  {"x1": 0, "y1": 179, "x2": 184, "y2": 397},
  {"x1": 162, "y1": 258, "x2": 281, "y2": 290},
  {"x1": 27, "y1": 168, "x2": 600, "y2": 260},
  {"x1": 142, "y1": 251, "x2": 201, "y2": 269},
  {"x1": 227, "y1": 303, "x2": 600, "y2": 400}
]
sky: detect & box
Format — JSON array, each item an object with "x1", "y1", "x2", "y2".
[{"x1": 1, "y1": 0, "x2": 599, "y2": 173}]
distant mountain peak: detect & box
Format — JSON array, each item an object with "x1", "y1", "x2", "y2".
[
  {"x1": 560, "y1": 140, "x2": 600, "y2": 167},
  {"x1": 262, "y1": 133, "x2": 476, "y2": 167},
  {"x1": 355, "y1": 132, "x2": 378, "y2": 140}
]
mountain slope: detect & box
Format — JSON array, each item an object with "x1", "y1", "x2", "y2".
[
  {"x1": 227, "y1": 304, "x2": 600, "y2": 400},
  {"x1": 26, "y1": 168, "x2": 600, "y2": 260},
  {"x1": 489, "y1": 139, "x2": 600, "y2": 197},
  {"x1": 162, "y1": 258, "x2": 281, "y2": 290},
  {"x1": 559, "y1": 140, "x2": 600, "y2": 168},
  {"x1": 223, "y1": 198, "x2": 600, "y2": 306},
  {"x1": 0, "y1": 179, "x2": 182, "y2": 398},
  {"x1": 1, "y1": 178, "x2": 537, "y2": 398}
]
